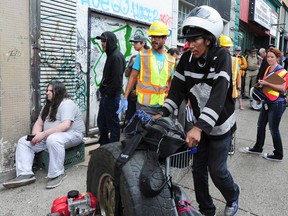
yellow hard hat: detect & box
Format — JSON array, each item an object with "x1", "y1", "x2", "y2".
[
  {"x1": 147, "y1": 21, "x2": 169, "y2": 36},
  {"x1": 219, "y1": 35, "x2": 233, "y2": 47}
]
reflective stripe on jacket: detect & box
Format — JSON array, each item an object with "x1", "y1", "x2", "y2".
[
  {"x1": 263, "y1": 66, "x2": 287, "y2": 101},
  {"x1": 137, "y1": 49, "x2": 175, "y2": 106}
]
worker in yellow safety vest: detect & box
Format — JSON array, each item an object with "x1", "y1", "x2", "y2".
[
  {"x1": 219, "y1": 35, "x2": 244, "y2": 110},
  {"x1": 219, "y1": 35, "x2": 243, "y2": 156},
  {"x1": 117, "y1": 20, "x2": 175, "y2": 116}
]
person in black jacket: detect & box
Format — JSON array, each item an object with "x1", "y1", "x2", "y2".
[
  {"x1": 256, "y1": 48, "x2": 268, "y2": 80},
  {"x1": 155, "y1": 6, "x2": 240, "y2": 216},
  {"x1": 95, "y1": 31, "x2": 125, "y2": 145}
]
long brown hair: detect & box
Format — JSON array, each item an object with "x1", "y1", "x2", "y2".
[{"x1": 41, "y1": 81, "x2": 68, "y2": 121}]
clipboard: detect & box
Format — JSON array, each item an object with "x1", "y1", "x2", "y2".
[
  {"x1": 262, "y1": 72, "x2": 286, "y2": 94},
  {"x1": 264, "y1": 72, "x2": 285, "y2": 85}
]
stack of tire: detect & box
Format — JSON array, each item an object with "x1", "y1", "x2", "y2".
[{"x1": 87, "y1": 142, "x2": 175, "y2": 216}]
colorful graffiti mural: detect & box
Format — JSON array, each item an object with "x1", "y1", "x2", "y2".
[
  {"x1": 81, "y1": 0, "x2": 161, "y2": 23},
  {"x1": 87, "y1": 13, "x2": 150, "y2": 128},
  {"x1": 75, "y1": 0, "x2": 175, "y2": 130}
]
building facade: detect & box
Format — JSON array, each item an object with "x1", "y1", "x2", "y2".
[
  {"x1": 1, "y1": 0, "x2": 288, "y2": 173},
  {"x1": 0, "y1": 0, "x2": 178, "y2": 173},
  {"x1": 236, "y1": 0, "x2": 282, "y2": 51}
]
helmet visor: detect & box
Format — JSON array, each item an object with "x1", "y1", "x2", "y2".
[
  {"x1": 179, "y1": 27, "x2": 207, "y2": 39},
  {"x1": 188, "y1": 6, "x2": 211, "y2": 19}
]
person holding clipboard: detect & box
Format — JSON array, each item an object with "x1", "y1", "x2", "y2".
[{"x1": 243, "y1": 47, "x2": 287, "y2": 161}]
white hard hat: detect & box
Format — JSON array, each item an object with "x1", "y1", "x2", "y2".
[{"x1": 181, "y1": 6, "x2": 223, "y2": 39}]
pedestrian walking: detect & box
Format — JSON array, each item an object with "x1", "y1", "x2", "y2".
[
  {"x1": 155, "y1": 6, "x2": 240, "y2": 216},
  {"x1": 233, "y1": 45, "x2": 247, "y2": 104},
  {"x1": 220, "y1": 35, "x2": 243, "y2": 111},
  {"x1": 242, "y1": 47, "x2": 287, "y2": 161}
]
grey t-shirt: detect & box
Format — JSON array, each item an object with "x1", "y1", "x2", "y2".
[{"x1": 43, "y1": 99, "x2": 85, "y2": 134}]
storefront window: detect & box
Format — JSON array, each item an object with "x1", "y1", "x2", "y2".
[{"x1": 178, "y1": 1, "x2": 194, "y2": 44}]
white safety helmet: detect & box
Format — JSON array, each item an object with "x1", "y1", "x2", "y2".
[{"x1": 181, "y1": 5, "x2": 223, "y2": 39}]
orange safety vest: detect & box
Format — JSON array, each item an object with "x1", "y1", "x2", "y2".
[
  {"x1": 263, "y1": 66, "x2": 287, "y2": 101},
  {"x1": 231, "y1": 56, "x2": 239, "y2": 98},
  {"x1": 137, "y1": 49, "x2": 175, "y2": 106}
]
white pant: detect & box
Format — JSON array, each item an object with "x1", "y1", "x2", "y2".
[{"x1": 16, "y1": 131, "x2": 84, "y2": 178}]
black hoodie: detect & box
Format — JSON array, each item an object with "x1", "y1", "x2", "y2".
[{"x1": 98, "y1": 31, "x2": 125, "y2": 97}]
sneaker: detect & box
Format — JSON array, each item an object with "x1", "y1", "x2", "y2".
[
  {"x1": 262, "y1": 153, "x2": 282, "y2": 162},
  {"x1": 46, "y1": 173, "x2": 66, "y2": 189},
  {"x1": 2, "y1": 174, "x2": 36, "y2": 189},
  {"x1": 239, "y1": 106, "x2": 244, "y2": 110},
  {"x1": 224, "y1": 199, "x2": 239, "y2": 216},
  {"x1": 242, "y1": 147, "x2": 262, "y2": 154},
  {"x1": 228, "y1": 147, "x2": 235, "y2": 155}
]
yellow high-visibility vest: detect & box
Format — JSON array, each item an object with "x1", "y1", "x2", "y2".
[
  {"x1": 231, "y1": 56, "x2": 240, "y2": 98},
  {"x1": 137, "y1": 49, "x2": 175, "y2": 106}
]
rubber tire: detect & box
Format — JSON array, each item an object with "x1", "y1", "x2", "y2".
[{"x1": 87, "y1": 142, "x2": 175, "y2": 216}]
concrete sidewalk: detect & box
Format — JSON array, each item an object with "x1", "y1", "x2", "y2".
[
  {"x1": 0, "y1": 99, "x2": 287, "y2": 215},
  {"x1": 180, "y1": 99, "x2": 288, "y2": 216}
]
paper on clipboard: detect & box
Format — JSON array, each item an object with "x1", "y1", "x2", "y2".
[
  {"x1": 262, "y1": 72, "x2": 286, "y2": 94},
  {"x1": 264, "y1": 72, "x2": 285, "y2": 85}
]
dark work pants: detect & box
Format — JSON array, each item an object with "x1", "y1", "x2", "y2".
[{"x1": 97, "y1": 95, "x2": 121, "y2": 145}]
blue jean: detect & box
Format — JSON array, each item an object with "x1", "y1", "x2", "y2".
[
  {"x1": 192, "y1": 133, "x2": 239, "y2": 216},
  {"x1": 97, "y1": 95, "x2": 121, "y2": 145},
  {"x1": 253, "y1": 101, "x2": 286, "y2": 158}
]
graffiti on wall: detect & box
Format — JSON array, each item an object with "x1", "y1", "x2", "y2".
[
  {"x1": 6, "y1": 48, "x2": 21, "y2": 62},
  {"x1": 40, "y1": 15, "x2": 87, "y2": 112},
  {"x1": 80, "y1": 0, "x2": 173, "y2": 27},
  {"x1": 81, "y1": 0, "x2": 158, "y2": 23},
  {"x1": 90, "y1": 22, "x2": 148, "y2": 87},
  {"x1": 87, "y1": 14, "x2": 150, "y2": 128},
  {"x1": 74, "y1": 0, "x2": 174, "y2": 129},
  {"x1": 160, "y1": 14, "x2": 173, "y2": 27}
]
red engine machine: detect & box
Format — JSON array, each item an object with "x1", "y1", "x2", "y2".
[{"x1": 50, "y1": 190, "x2": 98, "y2": 216}]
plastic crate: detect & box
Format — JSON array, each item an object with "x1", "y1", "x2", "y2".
[{"x1": 38, "y1": 142, "x2": 85, "y2": 171}]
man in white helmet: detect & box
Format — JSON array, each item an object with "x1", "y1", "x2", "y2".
[
  {"x1": 154, "y1": 6, "x2": 240, "y2": 216},
  {"x1": 117, "y1": 21, "x2": 175, "y2": 116}
]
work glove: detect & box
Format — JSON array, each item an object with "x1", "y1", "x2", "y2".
[{"x1": 116, "y1": 98, "x2": 128, "y2": 114}]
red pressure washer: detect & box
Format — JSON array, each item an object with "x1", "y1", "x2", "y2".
[{"x1": 49, "y1": 190, "x2": 98, "y2": 216}]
